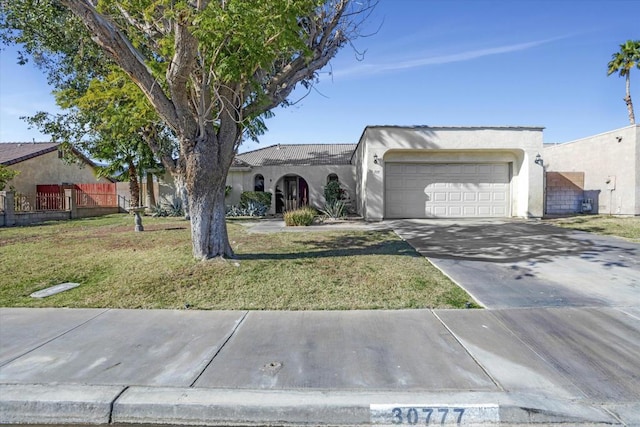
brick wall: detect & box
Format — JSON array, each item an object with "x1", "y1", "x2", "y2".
[{"x1": 546, "y1": 172, "x2": 585, "y2": 215}]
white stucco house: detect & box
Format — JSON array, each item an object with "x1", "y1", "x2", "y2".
[
  {"x1": 216, "y1": 125, "x2": 545, "y2": 220},
  {"x1": 544, "y1": 125, "x2": 639, "y2": 216}
]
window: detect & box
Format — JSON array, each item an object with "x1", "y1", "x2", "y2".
[
  {"x1": 254, "y1": 174, "x2": 265, "y2": 192},
  {"x1": 327, "y1": 173, "x2": 339, "y2": 183}
]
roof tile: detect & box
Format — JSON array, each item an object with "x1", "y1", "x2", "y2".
[
  {"x1": 0, "y1": 143, "x2": 60, "y2": 166},
  {"x1": 237, "y1": 144, "x2": 356, "y2": 166}
]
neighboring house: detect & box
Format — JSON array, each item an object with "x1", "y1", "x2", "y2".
[
  {"x1": 544, "y1": 125, "x2": 639, "y2": 216},
  {"x1": 0, "y1": 142, "x2": 112, "y2": 195},
  {"x1": 174, "y1": 125, "x2": 543, "y2": 220}
]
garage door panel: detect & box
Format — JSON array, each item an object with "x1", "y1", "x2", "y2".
[
  {"x1": 478, "y1": 192, "x2": 491, "y2": 201},
  {"x1": 433, "y1": 192, "x2": 447, "y2": 202},
  {"x1": 478, "y1": 206, "x2": 492, "y2": 216},
  {"x1": 464, "y1": 192, "x2": 477, "y2": 201},
  {"x1": 463, "y1": 206, "x2": 477, "y2": 215},
  {"x1": 385, "y1": 162, "x2": 510, "y2": 218}
]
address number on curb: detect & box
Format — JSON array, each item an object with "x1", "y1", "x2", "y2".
[{"x1": 370, "y1": 404, "x2": 500, "y2": 426}]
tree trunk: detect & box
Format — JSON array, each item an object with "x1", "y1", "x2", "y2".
[
  {"x1": 189, "y1": 179, "x2": 232, "y2": 260},
  {"x1": 174, "y1": 173, "x2": 190, "y2": 220},
  {"x1": 184, "y1": 133, "x2": 236, "y2": 260},
  {"x1": 128, "y1": 161, "x2": 140, "y2": 208},
  {"x1": 625, "y1": 73, "x2": 635, "y2": 124},
  {"x1": 146, "y1": 172, "x2": 156, "y2": 208}
]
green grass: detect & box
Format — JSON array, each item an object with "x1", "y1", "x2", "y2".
[
  {"x1": 545, "y1": 215, "x2": 640, "y2": 242},
  {"x1": 0, "y1": 215, "x2": 475, "y2": 310}
]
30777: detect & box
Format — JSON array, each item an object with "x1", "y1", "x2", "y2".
[{"x1": 390, "y1": 407, "x2": 465, "y2": 425}]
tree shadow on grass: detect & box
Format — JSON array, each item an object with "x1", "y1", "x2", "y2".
[{"x1": 237, "y1": 232, "x2": 421, "y2": 261}]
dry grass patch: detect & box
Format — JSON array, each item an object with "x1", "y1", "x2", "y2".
[
  {"x1": 546, "y1": 215, "x2": 640, "y2": 242},
  {"x1": 0, "y1": 215, "x2": 475, "y2": 310}
]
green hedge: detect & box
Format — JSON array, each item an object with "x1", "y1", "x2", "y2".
[{"x1": 240, "y1": 191, "x2": 272, "y2": 208}]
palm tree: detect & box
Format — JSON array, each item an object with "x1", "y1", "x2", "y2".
[{"x1": 607, "y1": 40, "x2": 640, "y2": 124}]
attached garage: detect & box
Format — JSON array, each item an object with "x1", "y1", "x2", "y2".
[
  {"x1": 384, "y1": 162, "x2": 511, "y2": 218},
  {"x1": 352, "y1": 126, "x2": 544, "y2": 220}
]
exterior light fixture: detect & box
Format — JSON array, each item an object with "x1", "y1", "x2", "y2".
[
  {"x1": 373, "y1": 154, "x2": 379, "y2": 164},
  {"x1": 534, "y1": 153, "x2": 544, "y2": 166}
]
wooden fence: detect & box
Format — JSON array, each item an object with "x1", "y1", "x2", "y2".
[{"x1": 35, "y1": 183, "x2": 118, "y2": 210}]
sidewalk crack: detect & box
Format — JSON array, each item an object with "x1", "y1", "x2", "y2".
[
  {"x1": 189, "y1": 310, "x2": 249, "y2": 387},
  {"x1": 108, "y1": 385, "x2": 129, "y2": 424},
  {"x1": 431, "y1": 310, "x2": 504, "y2": 391},
  {"x1": 0, "y1": 308, "x2": 110, "y2": 367}
]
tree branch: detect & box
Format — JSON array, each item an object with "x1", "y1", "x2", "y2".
[{"x1": 60, "y1": 0, "x2": 180, "y2": 132}]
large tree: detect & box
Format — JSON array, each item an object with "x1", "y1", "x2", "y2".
[
  {"x1": 607, "y1": 40, "x2": 640, "y2": 125},
  {"x1": 1, "y1": 0, "x2": 374, "y2": 260}
]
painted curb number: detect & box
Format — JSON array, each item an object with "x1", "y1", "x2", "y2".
[{"x1": 370, "y1": 404, "x2": 499, "y2": 426}]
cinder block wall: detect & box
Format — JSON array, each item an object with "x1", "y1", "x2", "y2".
[{"x1": 545, "y1": 172, "x2": 585, "y2": 215}]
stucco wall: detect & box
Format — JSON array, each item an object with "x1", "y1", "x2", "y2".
[
  {"x1": 6, "y1": 151, "x2": 109, "y2": 195},
  {"x1": 226, "y1": 169, "x2": 250, "y2": 206},
  {"x1": 158, "y1": 164, "x2": 357, "y2": 215},
  {"x1": 544, "y1": 125, "x2": 639, "y2": 215},
  {"x1": 234, "y1": 164, "x2": 357, "y2": 214},
  {"x1": 354, "y1": 126, "x2": 544, "y2": 220}
]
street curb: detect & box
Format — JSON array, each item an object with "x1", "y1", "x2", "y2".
[
  {"x1": 2, "y1": 384, "x2": 619, "y2": 425},
  {"x1": 113, "y1": 388, "x2": 620, "y2": 426},
  {"x1": 0, "y1": 383, "x2": 126, "y2": 424}
]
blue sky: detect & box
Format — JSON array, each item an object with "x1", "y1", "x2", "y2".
[{"x1": 1, "y1": 0, "x2": 639, "y2": 153}]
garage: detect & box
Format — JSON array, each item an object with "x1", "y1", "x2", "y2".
[{"x1": 384, "y1": 163, "x2": 511, "y2": 218}]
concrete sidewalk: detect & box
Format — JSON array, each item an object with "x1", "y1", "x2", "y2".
[{"x1": 1, "y1": 307, "x2": 639, "y2": 425}]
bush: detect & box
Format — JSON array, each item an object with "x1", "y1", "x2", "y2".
[
  {"x1": 240, "y1": 191, "x2": 272, "y2": 208},
  {"x1": 324, "y1": 180, "x2": 343, "y2": 205},
  {"x1": 284, "y1": 207, "x2": 317, "y2": 226},
  {"x1": 151, "y1": 196, "x2": 184, "y2": 217},
  {"x1": 226, "y1": 201, "x2": 268, "y2": 217},
  {"x1": 320, "y1": 200, "x2": 346, "y2": 219}
]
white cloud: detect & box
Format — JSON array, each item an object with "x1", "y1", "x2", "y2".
[{"x1": 332, "y1": 37, "x2": 562, "y2": 79}]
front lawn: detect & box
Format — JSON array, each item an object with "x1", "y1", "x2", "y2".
[
  {"x1": 0, "y1": 215, "x2": 474, "y2": 310},
  {"x1": 545, "y1": 215, "x2": 640, "y2": 242}
]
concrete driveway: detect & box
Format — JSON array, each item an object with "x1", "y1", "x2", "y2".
[{"x1": 391, "y1": 219, "x2": 640, "y2": 308}]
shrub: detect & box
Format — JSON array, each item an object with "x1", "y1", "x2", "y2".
[
  {"x1": 240, "y1": 191, "x2": 272, "y2": 208},
  {"x1": 151, "y1": 196, "x2": 184, "y2": 217},
  {"x1": 226, "y1": 201, "x2": 268, "y2": 217},
  {"x1": 324, "y1": 180, "x2": 342, "y2": 205},
  {"x1": 284, "y1": 206, "x2": 316, "y2": 226},
  {"x1": 320, "y1": 200, "x2": 346, "y2": 219}
]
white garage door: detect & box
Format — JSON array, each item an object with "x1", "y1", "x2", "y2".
[{"x1": 385, "y1": 163, "x2": 511, "y2": 218}]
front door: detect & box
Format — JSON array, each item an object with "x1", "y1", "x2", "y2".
[{"x1": 283, "y1": 175, "x2": 308, "y2": 211}]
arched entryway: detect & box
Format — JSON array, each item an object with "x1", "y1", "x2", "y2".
[{"x1": 275, "y1": 174, "x2": 308, "y2": 213}]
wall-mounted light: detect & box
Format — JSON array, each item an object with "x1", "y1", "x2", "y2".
[
  {"x1": 373, "y1": 154, "x2": 379, "y2": 164},
  {"x1": 616, "y1": 136, "x2": 623, "y2": 142},
  {"x1": 534, "y1": 153, "x2": 544, "y2": 166}
]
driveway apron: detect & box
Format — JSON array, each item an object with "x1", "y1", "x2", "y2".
[{"x1": 391, "y1": 219, "x2": 640, "y2": 308}]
